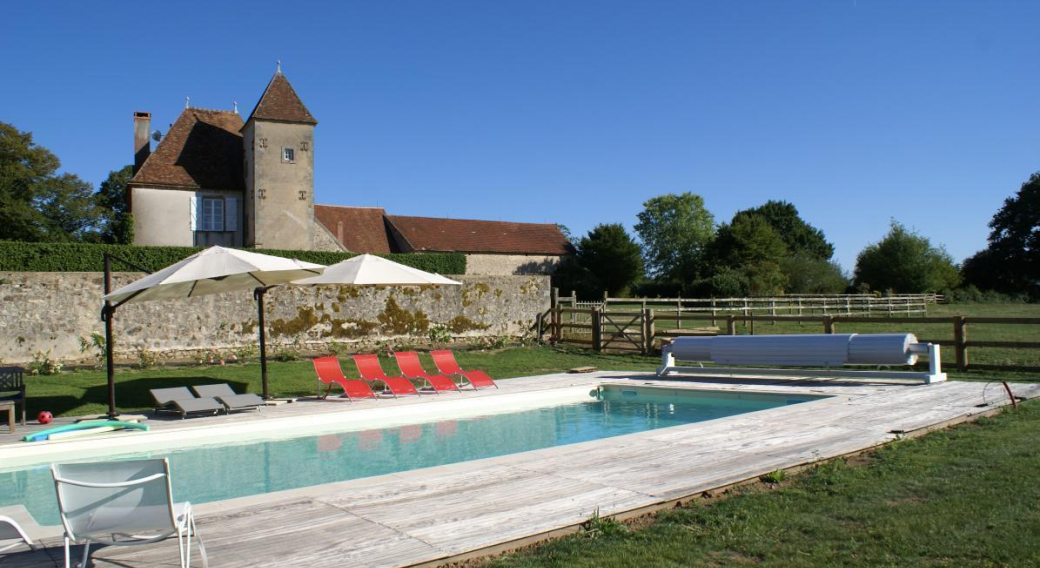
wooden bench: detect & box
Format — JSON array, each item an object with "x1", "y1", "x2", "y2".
[
  {"x1": 0, "y1": 366, "x2": 27, "y2": 428},
  {"x1": 0, "y1": 401, "x2": 14, "y2": 434}
]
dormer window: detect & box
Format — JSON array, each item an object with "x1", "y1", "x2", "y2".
[{"x1": 282, "y1": 147, "x2": 295, "y2": 163}]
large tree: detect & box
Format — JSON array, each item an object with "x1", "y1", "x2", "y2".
[
  {"x1": 553, "y1": 223, "x2": 644, "y2": 298},
  {"x1": 962, "y1": 172, "x2": 1040, "y2": 297},
  {"x1": 0, "y1": 121, "x2": 102, "y2": 241},
  {"x1": 707, "y1": 214, "x2": 790, "y2": 296},
  {"x1": 732, "y1": 200, "x2": 834, "y2": 260},
  {"x1": 96, "y1": 165, "x2": 135, "y2": 244},
  {"x1": 853, "y1": 221, "x2": 961, "y2": 293},
  {"x1": 634, "y1": 192, "x2": 716, "y2": 282}
]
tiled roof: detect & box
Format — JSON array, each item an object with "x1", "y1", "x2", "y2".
[
  {"x1": 314, "y1": 205, "x2": 394, "y2": 254},
  {"x1": 245, "y1": 72, "x2": 317, "y2": 125},
  {"x1": 130, "y1": 108, "x2": 244, "y2": 190},
  {"x1": 386, "y1": 215, "x2": 573, "y2": 255}
]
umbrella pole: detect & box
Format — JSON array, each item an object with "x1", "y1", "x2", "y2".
[
  {"x1": 103, "y1": 254, "x2": 118, "y2": 420},
  {"x1": 255, "y1": 286, "x2": 270, "y2": 400}
]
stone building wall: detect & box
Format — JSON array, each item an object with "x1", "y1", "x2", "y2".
[
  {"x1": 464, "y1": 254, "x2": 562, "y2": 276},
  {"x1": 0, "y1": 272, "x2": 549, "y2": 364}
]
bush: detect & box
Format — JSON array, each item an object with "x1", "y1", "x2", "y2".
[{"x1": 0, "y1": 241, "x2": 466, "y2": 275}]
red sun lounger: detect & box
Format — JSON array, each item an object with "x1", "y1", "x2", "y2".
[
  {"x1": 430, "y1": 350, "x2": 498, "y2": 389},
  {"x1": 353, "y1": 354, "x2": 422, "y2": 397},
  {"x1": 393, "y1": 351, "x2": 460, "y2": 392},
  {"x1": 313, "y1": 356, "x2": 377, "y2": 401}
]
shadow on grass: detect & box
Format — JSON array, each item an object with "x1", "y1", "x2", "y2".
[{"x1": 30, "y1": 376, "x2": 252, "y2": 417}]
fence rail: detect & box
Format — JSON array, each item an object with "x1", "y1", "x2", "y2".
[
  {"x1": 558, "y1": 292, "x2": 942, "y2": 320},
  {"x1": 537, "y1": 303, "x2": 1040, "y2": 374}
]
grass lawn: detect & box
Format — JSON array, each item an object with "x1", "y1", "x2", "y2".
[
  {"x1": 484, "y1": 400, "x2": 1040, "y2": 568},
  {"x1": 26, "y1": 345, "x2": 659, "y2": 417}
]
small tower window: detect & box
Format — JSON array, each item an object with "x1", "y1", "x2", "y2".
[{"x1": 282, "y1": 147, "x2": 295, "y2": 163}]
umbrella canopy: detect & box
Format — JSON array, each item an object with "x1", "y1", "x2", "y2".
[
  {"x1": 291, "y1": 254, "x2": 461, "y2": 286},
  {"x1": 105, "y1": 246, "x2": 324, "y2": 306}
]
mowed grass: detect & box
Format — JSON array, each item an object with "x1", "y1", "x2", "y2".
[
  {"x1": 484, "y1": 401, "x2": 1040, "y2": 568},
  {"x1": 27, "y1": 345, "x2": 659, "y2": 417}
]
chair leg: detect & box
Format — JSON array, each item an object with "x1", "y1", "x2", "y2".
[
  {"x1": 178, "y1": 528, "x2": 186, "y2": 568},
  {"x1": 190, "y1": 511, "x2": 208, "y2": 568},
  {"x1": 64, "y1": 536, "x2": 71, "y2": 568},
  {"x1": 79, "y1": 540, "x2": 91, "y2": 568}
]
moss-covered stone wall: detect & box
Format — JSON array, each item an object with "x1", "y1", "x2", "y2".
[{"x1": 0, "y1": 272, "x2": 549, "y2": 364}]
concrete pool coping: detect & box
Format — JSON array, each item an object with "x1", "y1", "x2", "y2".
[{"x1": 5, "y1": 372, "x2": 1038, "y2": 568}]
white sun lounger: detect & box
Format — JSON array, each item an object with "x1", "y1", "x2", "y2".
[
  {"x1": 192, "y1": 384, "x2": 264, "y2": 413},
  {"x1": 51, "y1": 458, "x2": 207, "y2": 568}
]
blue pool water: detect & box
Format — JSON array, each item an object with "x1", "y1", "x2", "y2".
[{"x1": 0, "y1": 386, "x2": 822, "y2": 526}]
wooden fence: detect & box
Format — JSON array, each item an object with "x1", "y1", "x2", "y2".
[
  {"x1": 558, "y1": 291, "x2": 942, "y2": 319},
  {"x1": 535, "y1": 307, "x2": 1040, "y2": 373}
]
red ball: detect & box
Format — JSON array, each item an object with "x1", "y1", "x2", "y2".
[{"x1": 37, "y1": 411, "x2": 53, "y2": 425}]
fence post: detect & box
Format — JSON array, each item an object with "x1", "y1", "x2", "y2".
[
  {"x1": 954, "y1": 315, "x2": 968, "y2": 371},
  {"x1": 711, "y1": 298, "x2": 717, "y2": 327},
  {"x1": 750, "y1": 312, "x2": 755, "y2": 335},
  {"x1": 552, "y1": 306, "x2": 561, "y2": 343},
  {"x1": 591, "y1": 309, "x2": 603, "y2": 352},
  {"x1": 726, "y1": 315, "x2": 736, "y2": 335},
  {"x1": 643, "y1": 308, "x2": 655, "y2": 354},
  {"x1": 823, "y1": 316, "x2": 834, "y2": 334}
]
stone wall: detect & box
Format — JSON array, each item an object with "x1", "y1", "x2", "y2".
[
  {"x1": 464, "y1": 254, "x2": 562, "y2": 276},
  {"x1": 0, "y1": 272, "x2": 549, "y2": 364}
]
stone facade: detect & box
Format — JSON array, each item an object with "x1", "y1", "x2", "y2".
[
  {"x1": 0, "y1": 272, "x2": 549, "y2": 365},
  {"x1": 244, "y1": 120, "x2": 316, "y2": 250}
]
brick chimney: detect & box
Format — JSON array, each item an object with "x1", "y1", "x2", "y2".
[{"x1": 133, "y1": 111, "x2": 151, "y2": 174}]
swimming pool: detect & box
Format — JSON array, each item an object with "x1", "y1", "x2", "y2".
[{"x1": 0, "y1": 385, "x2": 825, "y2": 526}]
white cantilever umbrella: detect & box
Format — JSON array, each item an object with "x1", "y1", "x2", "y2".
[
  {"x1": 105, "y1": 246, "x2": 324, "y2": 305},
  {"x1": 101, "y1": 246, "x2": 325, "y2": 416},
  {"x1": 291, "y1": 254, "x2": 461, "y2": 286}
]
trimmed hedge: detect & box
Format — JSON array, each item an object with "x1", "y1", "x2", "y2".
[{"x1": 0, "y1": 241, "x2": 467, "y2": 275}]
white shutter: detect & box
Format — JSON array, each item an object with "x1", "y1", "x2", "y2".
[
  {"x1": 189, "y1": 195, "x2": 198, "y2": 231},
  {"x1": 225, "y1": 196, "x2": 238, "y2": 232}
]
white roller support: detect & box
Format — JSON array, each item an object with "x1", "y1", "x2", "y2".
[{"x1": 658, "y1": 333, "x2": 945, "y2": 384}]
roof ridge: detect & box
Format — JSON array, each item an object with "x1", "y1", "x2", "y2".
[
  {"x1": 386, "y1": 213, "x2": 559, "y2": 227},
  {"x1": 315, "y1": 204, "x2": 387, "y2": 211},
  {"x1": 189, "y1": 107, "x2": 238, "y2": 114}
]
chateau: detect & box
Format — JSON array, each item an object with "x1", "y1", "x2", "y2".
[{"x1": 127, "y1": 68, "x2": 570, "y2": 275}]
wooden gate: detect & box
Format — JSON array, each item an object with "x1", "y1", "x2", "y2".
[{"x1": 599, "y1": 310, "x2": 646, "y2": 353}]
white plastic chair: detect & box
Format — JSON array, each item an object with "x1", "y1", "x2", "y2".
[
  {"x1": 0, "y1": 514, "x2": 36, "y2": 553},
  {"x1": 51, "y1": 458, "x2": 207, "y2": 568}
]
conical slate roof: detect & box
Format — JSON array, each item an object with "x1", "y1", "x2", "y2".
[{"x1": 245, "y1": 71, "x2": 317, "y2": 125}]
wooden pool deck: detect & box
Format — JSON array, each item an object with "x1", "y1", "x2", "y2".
[{"x1": 4, "y1": 372, "x2": 1037, "y2": 568}]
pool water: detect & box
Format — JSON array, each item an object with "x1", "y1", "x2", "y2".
[{"x1": 0, "y1": 386, "x2": 823, "y2": 526}]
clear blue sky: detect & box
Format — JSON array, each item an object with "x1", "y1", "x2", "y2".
[{"x1": 3, "y1": 1, "x2": 1038, "y2": 270}]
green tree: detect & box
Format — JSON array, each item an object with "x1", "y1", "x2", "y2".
[
  {"x1": 0, "y1": 122, "x2": 102, "y2": 241},
  {"x1": 96, "y1": 165, "x2": 135, "y2": 244},
  {"x1": 963, "y1": 172, "x2": 1040, "y2": 297},
  {"x1": 554, "y1": 224, "x2": 644, "y2": 299},
  {"x1": 634, "y1": 192, "x2": 716, "y2": 282},
  {"x1": 733, "y1": 200, "x2": 834, "y2": 260},
  {"x1": 703, "y1": 214, "x2": 790, "y2": 296},
  {"x1": 579, "y1": 224, "x2": 644, "y2": 297},
  {"x1": 780, "y1": 256, "x2": 848, "y2": 294},
  {"x1": 853, "y1": 221, "x2": 961, "y2": 293}
]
